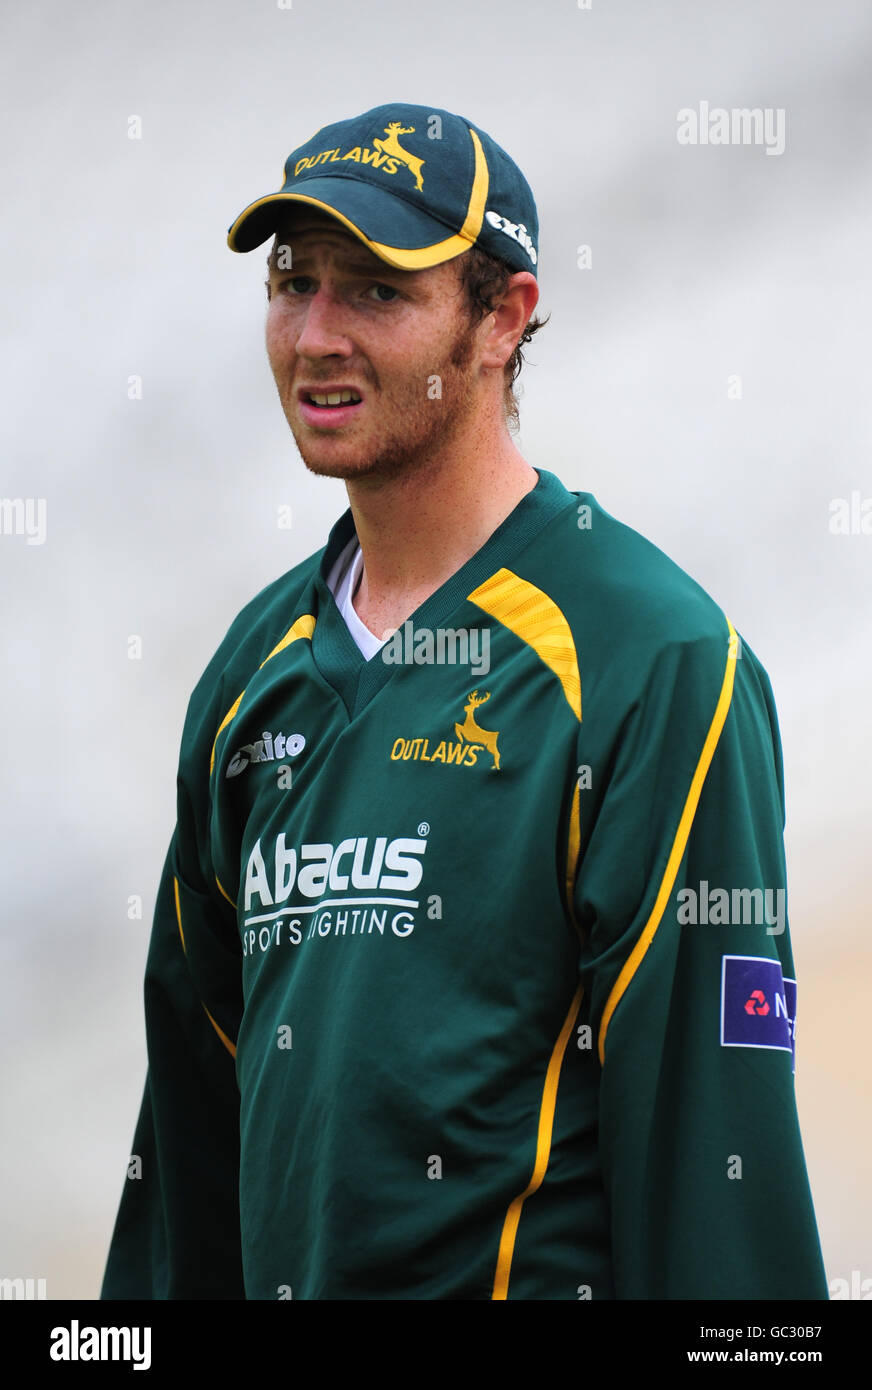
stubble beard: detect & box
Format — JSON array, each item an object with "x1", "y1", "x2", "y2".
[{"x1": 287, "y1": 317, "x2": 480, "y2": 484}]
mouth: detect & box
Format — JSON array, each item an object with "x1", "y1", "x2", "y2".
[{"x1": 297, "y1": 385, "x2": 365, "y2": 429}]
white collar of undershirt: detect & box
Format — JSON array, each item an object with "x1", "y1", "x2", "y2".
[{"x1": 325, "y1": 535, "x2": 386, "y2": 660}]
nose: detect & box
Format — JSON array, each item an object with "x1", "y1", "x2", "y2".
[{"x1": 294, "y1": 284, "x2": 353, "y2": 361}]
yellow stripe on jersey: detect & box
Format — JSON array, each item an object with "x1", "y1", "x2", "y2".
[
  {"x1": 565, "y1": 780, "x2": 582, "y2": 930},
  {"x1": 201, "y1": 1006, "x2": 238, "y2": 1061},
  {"x1": 209, "y1": 614, "x2": 316, "y2": 775},
  {"x1": 173, "y1": 876, "x2": 185, "y2": 953},
  {"x1": 215, "y1": 875, "x2": 236, "y2": 908},
  {"x1": 174, "y1": 874, "x2": 238, "y2": 1060},
  {"x1": 492, "y1": 979, "x2": 585, "y2": 1299},
  {"x1": 467, "y1": 568, "x2": 582, "y2": 721},
  {"x1": 468, "y1": 567, "x2": 584, "y2": 930},
  {"x1": 597, "y1": 619, "x2": 740, "y2": 1065},
  {"x1": 210, "y1": 692, "x2": 244, "y2": 772},
  {"x1": 262, "y1": 612, "x2": 316, "y2": 663}
]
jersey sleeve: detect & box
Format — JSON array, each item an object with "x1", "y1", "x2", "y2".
[
  {"x1": 572, "y1": 622, "x2": 829, "y2": 1300},
  {"x1": 101, "y1": 673, "x2": 245, "y2": 1300}
]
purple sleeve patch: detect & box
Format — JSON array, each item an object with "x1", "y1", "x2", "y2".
[{"x1": 720, "y1": 955, "x2": 796, "y2": 1072}]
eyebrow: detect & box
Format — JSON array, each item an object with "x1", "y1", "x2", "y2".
[{"x1": 269, "y1": 248, "x2": 409, "y2": 279}]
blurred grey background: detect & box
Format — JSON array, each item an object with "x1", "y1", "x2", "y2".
[{"x1": 1, "y1": 0, "x2": 869, "y2": 1297}]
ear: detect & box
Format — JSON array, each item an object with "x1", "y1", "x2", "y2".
[{"x1": 478, "y1": 272, "x2": 540, "y2": 371}]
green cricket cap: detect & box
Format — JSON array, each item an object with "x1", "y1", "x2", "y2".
[{"x1": 227, "y1": 102, "x2": 539, "y2": 277}]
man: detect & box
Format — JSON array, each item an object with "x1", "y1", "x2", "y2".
[{"x1": 102, "y1": 103, "x2": 828, "y2": 1300}]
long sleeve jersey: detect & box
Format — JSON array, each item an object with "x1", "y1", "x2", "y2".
[{"x1": 101, "y1": 467, "x2": 828, "y2": 1300}]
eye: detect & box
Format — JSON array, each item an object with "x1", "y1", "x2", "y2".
[
  {"x1": 366, "y1": 283, "x2": 399, "y2": 303},
  {"x1": 281, "y1": 276, "x2": 313, "y2": 295}
]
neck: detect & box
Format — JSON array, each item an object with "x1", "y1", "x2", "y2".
[{"x1": 345, "y1": 428, "x2": 538, "y2": 639}]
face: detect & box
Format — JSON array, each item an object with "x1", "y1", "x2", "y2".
[{"x1": 264, "y1": 209, "x2": 484, "y2": 483}]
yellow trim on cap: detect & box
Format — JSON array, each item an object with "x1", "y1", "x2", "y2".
[
  {"x1": 228, "y1": 126, "x2": 489, "y2": 268},
  {"x1": 209, "y1": 614, "x2": 316, "y2": 775},
  {"x1": 597, "y1": 619, "x2": 740, "y2": 1065},
  {"x1": 492, "y1": 980, "x2": 585, "y2": 1299}
]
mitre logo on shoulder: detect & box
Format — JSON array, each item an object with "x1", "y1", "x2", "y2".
[
  {"x1": 389, "y1": 689, "x2": 502, "y2": 771},
  {"x1": 294, "y1": 122, "x2": 425, "y2": 191}
]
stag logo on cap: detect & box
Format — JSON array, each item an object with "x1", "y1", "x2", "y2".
[{"x1": 294, "y1": 123, "x2": 425, "y2": 191}]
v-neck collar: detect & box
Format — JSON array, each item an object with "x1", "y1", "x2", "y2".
[{"x1": 311, "y1": 468, "x2": 574, "y2": 719}]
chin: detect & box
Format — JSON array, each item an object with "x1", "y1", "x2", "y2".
[{"x1": 296, "y1": 450, "x2": 385, "y2": 481}]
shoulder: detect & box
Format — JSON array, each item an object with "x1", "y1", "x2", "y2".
[
  {"x1": 220, "y1": 546, "x2": 325, "y2": 658},
  {"x1": 509, "y1": 475, "x2": 784, "y2": 750},
  {"x1": 516, "y1": 480, "x2": 736, "y2": 686},
  {"x1": 180, "y1": 543, "x2": 326, "y2": 755}
]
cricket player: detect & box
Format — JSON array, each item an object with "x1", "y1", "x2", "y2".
[{"x1": 102, "y1": 103, "x2": 828, "y2": 1300}]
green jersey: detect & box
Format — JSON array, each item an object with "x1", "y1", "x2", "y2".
[{"x1": 101, "y1": 467, "x2": 828, "y2": 1300}]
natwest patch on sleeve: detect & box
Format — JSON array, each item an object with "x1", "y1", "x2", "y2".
[{"x1": 720, "y1": 954, "x2": 796, "y2": 1072}]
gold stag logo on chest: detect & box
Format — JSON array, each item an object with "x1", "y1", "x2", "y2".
[{"x1": 388, "y1": 689, "x2": 502, "y2": 771}]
